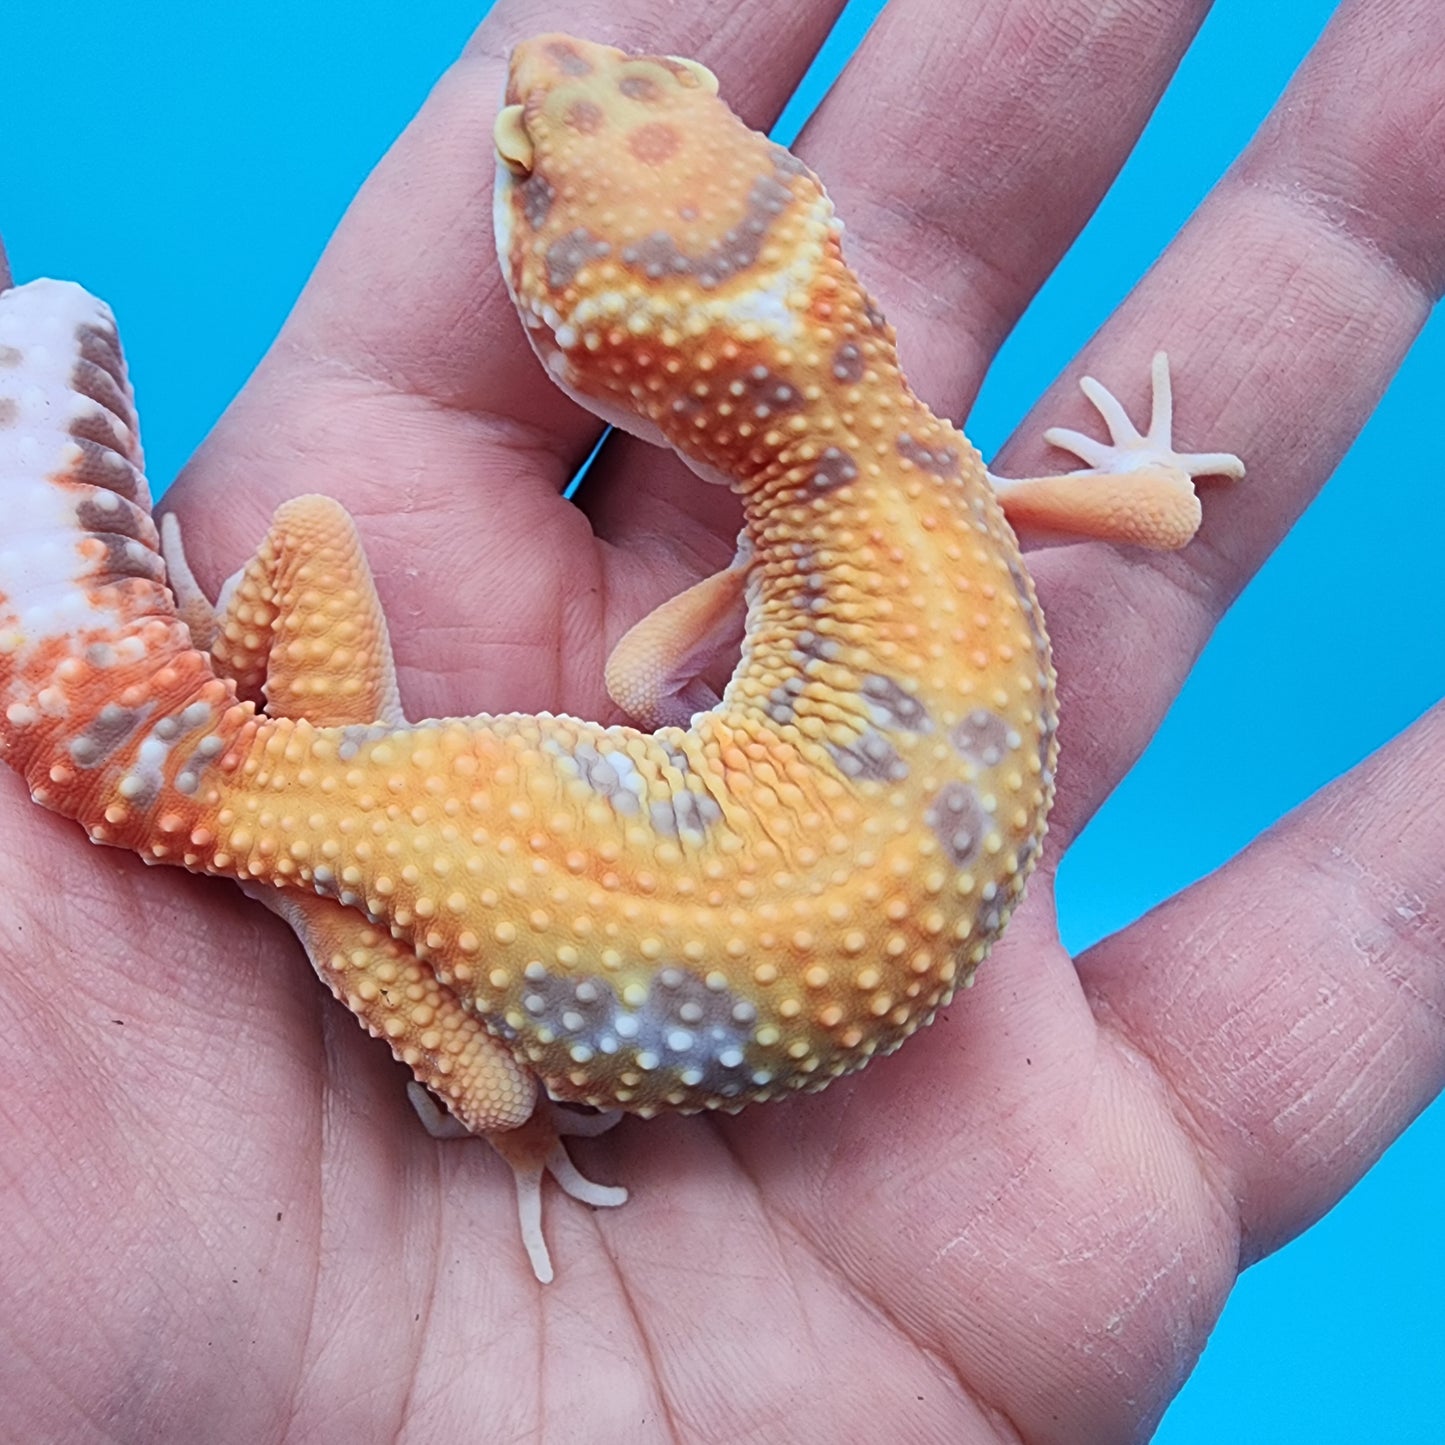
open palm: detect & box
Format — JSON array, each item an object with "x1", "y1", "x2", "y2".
[{"x1": 3, "y1": 1, "x2": 1442, "y2": 1441}]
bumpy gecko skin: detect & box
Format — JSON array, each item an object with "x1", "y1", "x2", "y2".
[{"x1": 0, "y1": 34, "x2": 1242, "y2": 1281}]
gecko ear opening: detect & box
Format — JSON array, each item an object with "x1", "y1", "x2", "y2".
[{"x1": 493, "y1": 104, "x2": 534, "y2": 176}]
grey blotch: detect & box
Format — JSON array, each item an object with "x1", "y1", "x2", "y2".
[
  {"x1": 521, "y1": 172, "x2": 555, "y2": 229},
  {"x1": 617, "y1": 74, "x2": 660, "y2": 102},
  {"x1": 572, "y1": 742, "x2": 641, "y2": 816},
  {"x1": 827, "y1": 729, "x2": 909, "y2": 784},
  {"x1": 618, "y1": 161, "x2": 797, "y2": 291},
  {"x1": 650, "y1": 789, "x2": 723, "y2": 838},
  {"x1": 657, "y1": 739, "x2": 693, "y2": 776},
  {"x1": 736, "y1": 364, "x2": 804, "y2": 419},
  {"x1": 861, "y1": 674, "x2": 932, "y2": 733},
  {"x1": 68, "y1": 702, "x2": 151, "y2": 768},
  {"x1": 896, "y1": 433, "x2": 961, "y2": 478},
  {"x1": 500, "y1": 966, "x2": 756, "y2": 1098},
  {"x1": 769, "y1": 146, "x2": 810, "y2": 178},
  {"x1": 832, "y1": 342, "x2": 864, "y2": 383},
  {"x1": 794, "y1": 629, "x2": 842, "y2": 665},
  {"x1": 546, "y1": 228, "x2": 612, "y2": 289},
  {"x1": 950, "y1": 708, "x2": 1019, "y2": 769},
  {"x1": 925, "y1": 781, "x2": 987, "y2": 867},
  {"x1": 337, "y1": 723, "x2": 397, "y2": 762},
  {"x1": 810, "y1": 446, "x2": 859, "y2": 493},
  {"x1": 765, "y1": 675, "x2": 806, "y2": 725}
]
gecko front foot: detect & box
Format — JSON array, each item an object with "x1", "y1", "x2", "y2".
[
  {"x1": 990, "y1": 351, "x2": 1244, "y2": 549},
  {"x1": 1043, "y1": 351, "x2": 1246, "y2": 483}
]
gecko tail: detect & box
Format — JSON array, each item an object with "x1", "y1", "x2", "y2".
[{"x1": 0, "y1": 279, "x2": 242, "y2": 841}]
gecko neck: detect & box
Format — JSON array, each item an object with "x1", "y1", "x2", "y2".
[{"x1": 699, "y1": 386, "x2": 1026, "y2": 736}]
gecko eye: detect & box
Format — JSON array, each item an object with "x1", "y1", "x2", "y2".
[
  {"x1": 493, "y1": 103, "x2": 535, "y2": 176},
  {"x1": 666, "y1": 56, "x2": 719, "y2": 94}
]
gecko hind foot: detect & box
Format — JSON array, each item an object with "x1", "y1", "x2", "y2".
[
  {"x1": 508, "y1": 1132, "x2": 629, "y2": 1285},
  {"x1": 408, "y1": 1083, "x2": 627, "y2": 1282}
]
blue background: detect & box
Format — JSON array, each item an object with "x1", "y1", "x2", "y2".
[{"x1": 4, "y1": 2, "x2": 1440, "y2": 1438}]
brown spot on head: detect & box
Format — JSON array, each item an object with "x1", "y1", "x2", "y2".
[
  {"x1": 0, "y1": 397, "x2": 17, "y2": 427},
  {"x1": 618, "y1": 74, "x2": 661, "y2": 102},
  {"x1": 564, "y1": 99, "x2": 604, "y2": 135},
  {"x1": 67, "y1": 396, "x2": 123, "y2": 445},
  {"x1": 809, "y1": 446, "x2": 859, "y2": 493},
  {"x1": 0, "y1": 345, "x2": 21, "y2": 368},
  {"x1": 629, "y1": 121, "x2": 682, "y2": 167},
  {"x1": 545, "y1": 40, "x2": 593, "y2": 76}
]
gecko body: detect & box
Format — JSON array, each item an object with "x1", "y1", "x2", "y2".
[{"x1": 0, "y1": 35, "x2": 1241, "y2": 1279}]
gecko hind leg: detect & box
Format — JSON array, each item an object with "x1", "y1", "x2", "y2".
[
  {"x1": 173, "y1": 492, "x2": 623, "y2": 1281},
  {"x1": 988, "y1": 351, "x2": 1244, "y2": 550}
]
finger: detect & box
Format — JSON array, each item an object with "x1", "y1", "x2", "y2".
[
  {"x1": 997, "y1": 0, "x2": 1445, "y2": 845},
  {"x1": 1077, "y1": 700, "x2": 1445, "y2": 1264},
  {"x1": 582, "y1": 0, "x2": 1217, "y2": 560}
]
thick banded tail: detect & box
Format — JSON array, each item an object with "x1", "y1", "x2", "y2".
[{"x1": 0, "y1": 279, "x2": 244, "y2": 847}]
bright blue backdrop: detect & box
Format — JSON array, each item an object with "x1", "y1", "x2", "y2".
[{"x1": 4, "y1": 2, "x2": 1440, "y2": 1439}]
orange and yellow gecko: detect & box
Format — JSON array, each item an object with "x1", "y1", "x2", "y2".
[{"x1": 0, "y1": 34, "x2": 1242, "y2": 1281}]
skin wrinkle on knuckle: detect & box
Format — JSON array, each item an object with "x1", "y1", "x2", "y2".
[
  {"x1": 1084, "y1": 1003, "x2": 1244, "y2": 1261},
  {"x1": 1232, "y1": 166, "x2": 1444, "y2": 303}
]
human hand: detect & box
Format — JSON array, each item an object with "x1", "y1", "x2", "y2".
[{"x1": 2, "y1": 1, "x2": 1442, "y2": 1441}]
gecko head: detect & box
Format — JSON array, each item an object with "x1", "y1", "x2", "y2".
[{"x1": 493, "y1": 34, "x2": 839, "y2": 469}]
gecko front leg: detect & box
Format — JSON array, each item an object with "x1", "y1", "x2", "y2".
[{"x1": 988, "y1": 352, "x2": 1244, "y2": 549}]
